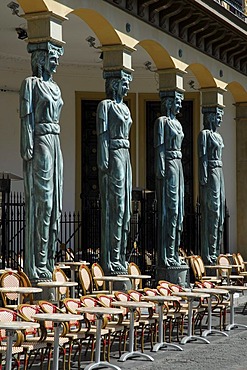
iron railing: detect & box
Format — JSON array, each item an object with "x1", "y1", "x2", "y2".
[
  {"x1": 0, "y1": 192, "x2": 230, "y2": 273},
  {"x1": 214, "y1": 0, "x2": 246, "y2": 19}
]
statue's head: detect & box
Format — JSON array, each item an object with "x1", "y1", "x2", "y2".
[
  {"x1": 104, "y1": 71, "x2": 132, "y2": 100},
  {"x1": 27, "y1": 42, "x2": 64, "y2": 78},
  {"x1": 160, "y1": 90, "x2": 184, "y2": 117},
  {"x1": 202, "y1": 106, "x2": 224, "y2": 130}
]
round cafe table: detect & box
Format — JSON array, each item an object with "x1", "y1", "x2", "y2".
[
  {"x1": 172, "y1": 291, "x2": 210, "y2": 345},
  {"x1": 0, "y1": 286, "x2": 42, "y2": 305},
  {"x1": 0, "y1": 321, "x2": 40, "y2": 370},
  {"x1": 118, "y1": 274, "x2": 151, "y2": 290},
  {"x1": 142, "y1": 295, "x2": 183, "y2": 352},
  {"x1": 93, "y1": 276, "x2": 129, "y2": 294},
  {"x1": 112, "y1": 300, "x2": 154, "y2": 362},
  {"x1": 32, "y1": 313, "x2": 84, "y2": 370},
  {"x1": 192, "y1": 288, "x2": 229, "y2": 337},
  {"x1": 77, "y1": 306, "x2": 123, "y2": 370},
  {"x1": 37, "y1": 281, "x2": 78, "y2": 302},
  {"x1": 216, "y1": 285, "x2": 247, "y2": 331}
]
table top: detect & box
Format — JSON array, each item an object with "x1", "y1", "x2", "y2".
[
  {"x1": 215, "y1": 285, "x2": 247, "y2": 292},
  {"x1": 77, "y1": 306, "x2": 124, "y2": 315},
  {"x1": 142, "y1": 295, "x2": 181, "y2": 303},
  {"x1": 0, "y1": 321, "x2": 40, "y2": 330},
  {"x1": 0, "y1": 269, "x2": 18, "y2": 274},
  {"x1": 119, "y1": 274, "x2": 151, "y2": 279},
  {"x1": 0, "y1": 287, "x2": 42, "y2": 294},
  {"x1": 192, "y1": 288, "x2": 228, "y2": 295},
  {"x1": 37, "y1": 281, "x2": 78, "y2": 287},
  {"x1": 62, "y1": 261, "x2": 90, "y2": 266},
  {"x1": 93, "y1": 276, "x2": 129, "y2": 282},
  {"x1": 112, "y1": 300, "x2": 153, "y2": 309},
  {"x1": 32, "y1": 313, "x2": 84, "y2": 322},
  {"x1": 172, "y1": 291, "x2": 210, "y2": 299},
  {"x1": 205, "y1": 265, "x2": 232, "y2": 269}
]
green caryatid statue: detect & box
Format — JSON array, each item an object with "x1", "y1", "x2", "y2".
[
  {"x1": 198, "y1": 106, "x2": 225, "y2": 265},
  {"x1": 96, "y1": 71, "x2": 132, "y2": 274},
  {"x1": 20, "y1": 42, "x2": 64, "y2": 280},
  {"x1": 154, "y1": 90, "x2": 186, "y2": 267}
]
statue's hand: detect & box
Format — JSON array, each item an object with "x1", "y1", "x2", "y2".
[
  {"x1": 156, "y1": 169, "x2": 165, "y2": 179},
  {"x1": 200, "y1": 177, "x2": 207, "y2": 185},
  {"x1": 21, "y1": 148, "x2": 33, "y2": 161},
  {"x1": 99, "y1": 161, "x2": 108, "y2": 172}
]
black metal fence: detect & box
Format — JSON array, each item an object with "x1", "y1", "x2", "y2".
[{"x1": 0, "y1": 192, "x2": 230, "y2": 273}]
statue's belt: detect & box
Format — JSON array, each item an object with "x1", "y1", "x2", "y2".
[
  {"x1": 109, "y1": 139, "x2": 130, "y2": 149},
  {"x1": 35, "y1": 123, "x2": 60, "y2": 135},
  {"x1": 208, "y1": 160, "x2": 222, "y2": 168},
  {"x1": 165, "y1": 150, "x2": 182, "y2": 159}
]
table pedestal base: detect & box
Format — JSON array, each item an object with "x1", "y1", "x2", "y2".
[
  {"x1": 226, "y1": 323, "x2": 247, "y2": 331},
  {"x1": 202, "y1": 329, "x2": 228, "y2": 337},
  {"x1": 84, "y1": 361, "x2": 122, "y2": 370},
  {"x1": 180, "y1": 335, "x2": 210, "y2": 345},
  {"x1": 152, "y1": 342, "x2": 183, "y2": 352},
  {"x1": 118, "y1": 351, "x2": 154, "y2": 362}
]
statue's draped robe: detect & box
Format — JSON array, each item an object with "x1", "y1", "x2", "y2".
[
  {"x1": 20, "y1": 77, "x2": 63, "y2": 280},
  {"x1": 198, "y1": 129, "x2": 225, "y2": 264},
  {"x1": 154, "y1": 116, "x2": 184, "y2": 267},
  {"x1": 97, "y1": 99, "x2": 132, "y2": 273}
]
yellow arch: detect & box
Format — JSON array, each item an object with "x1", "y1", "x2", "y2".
[
  {"x1": 138, "y1": 40, "x2": 175, "y2": 69},
  {"x1": 227, "y1": 81, "x2": 247, "y2": 103},
  {"x1": 71, "y1": 9, "x2": 123, "y2": 46},
  {"x1": 187, "y1": 63, "x2": 217, "y2": 88},
  {"x1": 18, "y1": 0, "x2": 136, "y2": 48},
  {"x1": 17, "y1": 0, "x2": 71, "y2": 16}
]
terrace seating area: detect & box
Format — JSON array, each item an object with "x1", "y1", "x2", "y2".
[{"x1": 0, "y1": 254, "x2": 247, "y2": 369}]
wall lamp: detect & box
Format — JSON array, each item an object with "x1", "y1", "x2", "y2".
[
  {"x1": 7, "y1": 1, "x2": 20, "y2": 16},
  {"x1": 188, "y1": 80, "x2": 196, "y2": 90},
  {"x1": 16, "y1": 27, "x2": 28, "y2": 40},
  {"x1": 144, "y1": 61, "x2": 155, "y2": 72},
  {"x1": 86, "y1": 36, "x2": 98, "y2": 49}
]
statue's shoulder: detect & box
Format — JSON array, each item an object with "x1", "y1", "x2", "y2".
[{"x1": 20, "y1": 76, "x2": 39, "y2": 91}]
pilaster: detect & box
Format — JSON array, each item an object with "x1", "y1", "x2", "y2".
[{"x1": 236, "y1": 102, "x2": 247, "y2": 259}]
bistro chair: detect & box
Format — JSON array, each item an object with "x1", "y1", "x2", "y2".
[
  {"x1": 91, "y1": 263, "x2": 106, "y2": 291},
  {"x1": 17, "y1": 304, "x2": 53, "y2": 369},
  {"x1": 38, "y1": 300, "x2": 83, "y2": 370},
  {"x1": 128, "y1": 262, "x2": 142, "y2": 290},
  {"x1": 78, "y1": 264, "x2": 108, "y2": 296},
  {"x1": 0, "y1": 307, "x2": 25, "y2": 370},
  {"x1": 0, "y1": 306, "x2": 52, "y2": 370},
  {"x1": 190, "y1": 255, "x2": 220, "y2": 283},
  {"x1": 232, "y1": 253, "x2": 247, "y2": 280},
  {"x1": 128, "y1": 289, "x2": 157, "y2": 350},
  {"x1": 0, "y1": 271, "x2": 23, "y2": 309},
  {"x1": 217, "y1": 255, "x2": 244, "y2": 285},
  {"x1": 52, "y1": 266, "x2": 70, "y2": 302},
  {"x1": 80, "y1": 295, "x2": 122, "y2": 361},
  {"x1": 17, "y1": 268, "x2": 34, "y2": 304}
]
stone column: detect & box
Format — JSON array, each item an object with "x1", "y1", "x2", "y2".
[
  {"x1": 236, "y1": 102, "x2": 247, "y2": 259},
  {"x1": 199, "y1": 88, "x2": 226, "y2": 266},
  {"x1": 20, "y1": 11, "x2": 67, "y2": 300},
  {"x1": 97, "y1": 45, "x2": 134, "y2": 291},
  {"x1": 155, "y1": 68, "x2": 189, "y2": 287}
]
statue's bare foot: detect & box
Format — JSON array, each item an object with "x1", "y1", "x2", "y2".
[
  {"x1": 111, "y1": 262, "x2": 127, "y2": 273},
  {"x1": 167, "y1": 257, "x2": 181, "y2": 267},
  {"x1": 36, "y1": 267, "x2": 52, "y2": 280}
]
